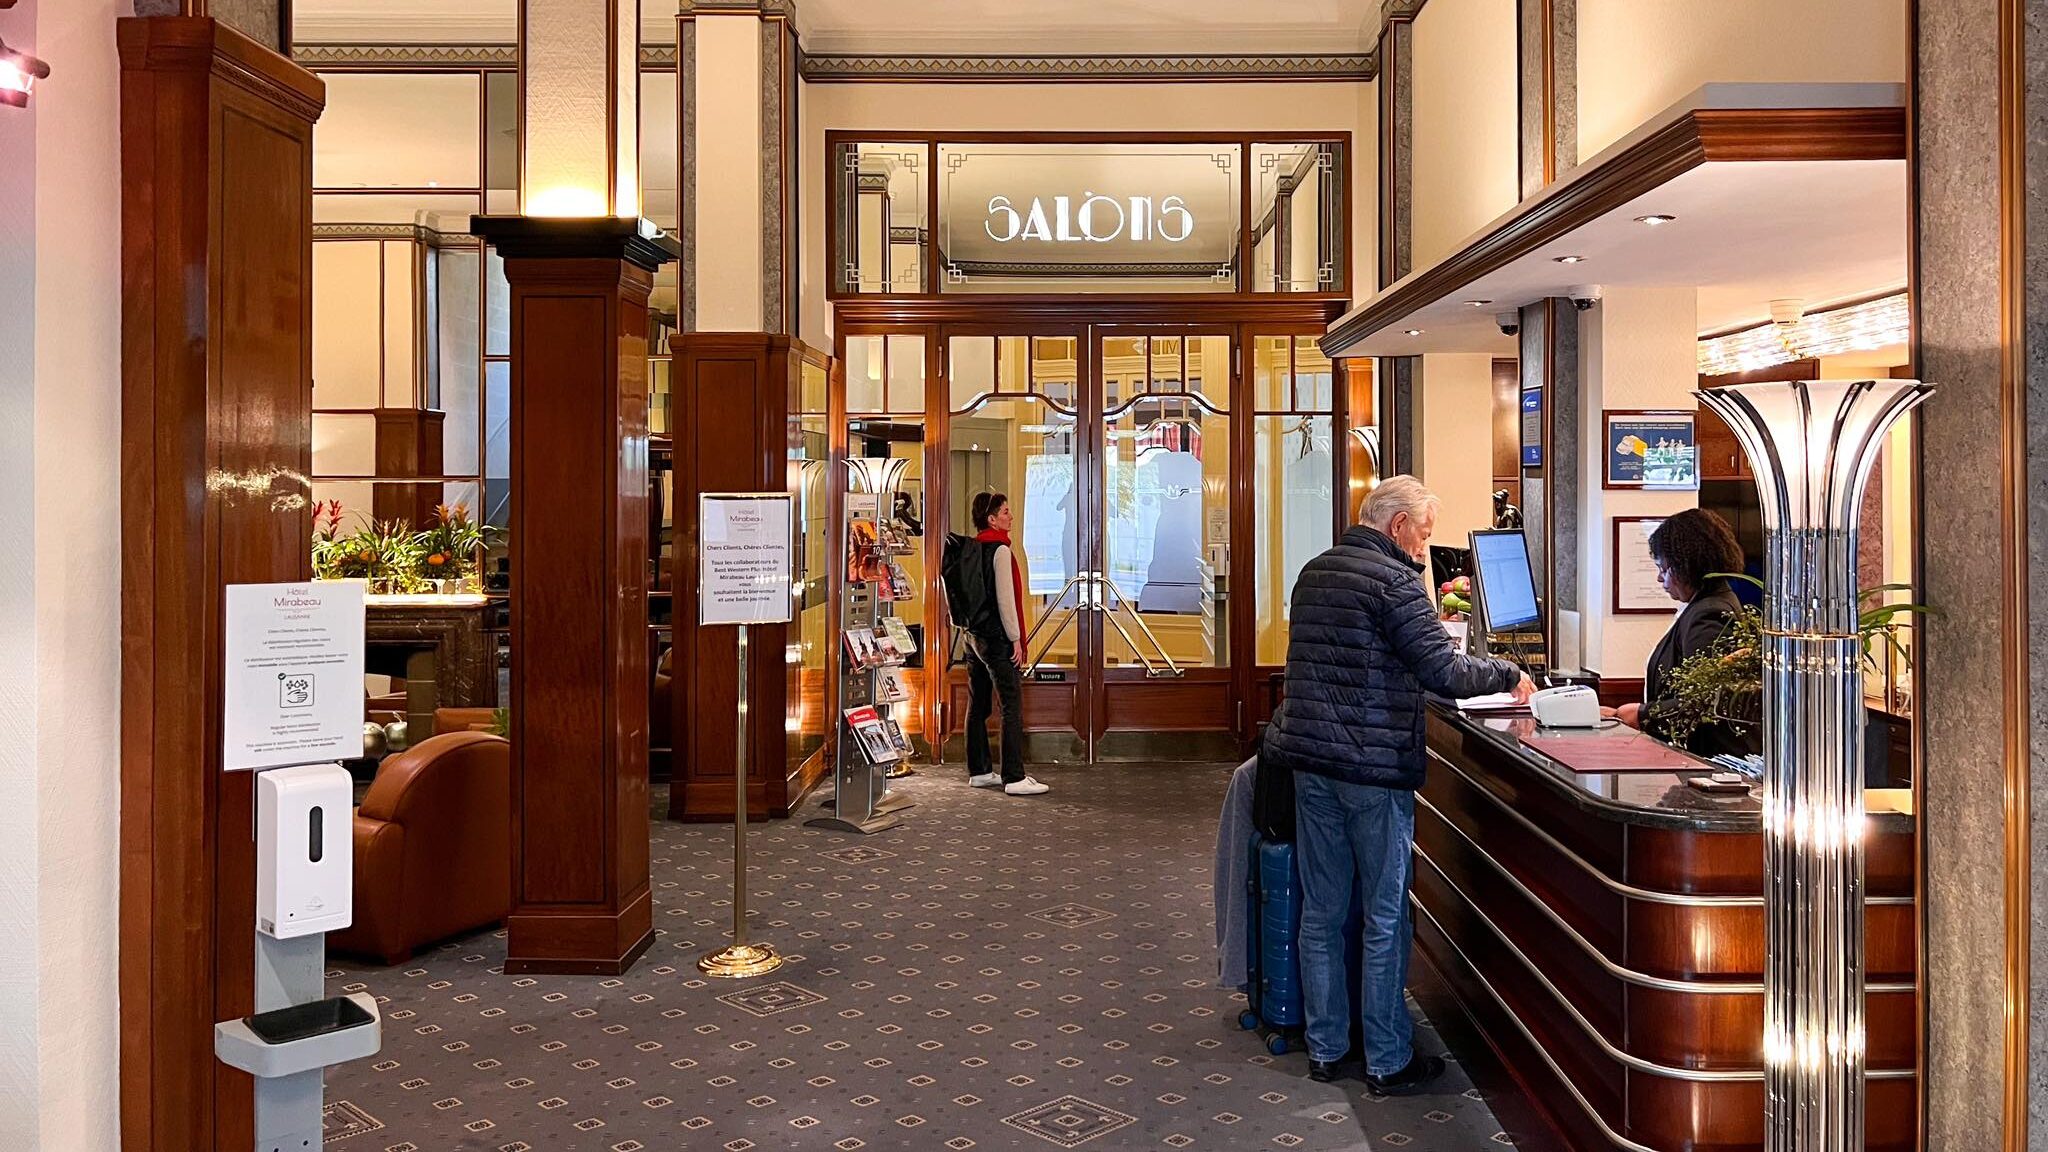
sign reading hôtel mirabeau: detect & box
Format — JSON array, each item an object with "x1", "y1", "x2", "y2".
[{"x1": 984, "y1": 194, "x2": 1194, "y2": 245}]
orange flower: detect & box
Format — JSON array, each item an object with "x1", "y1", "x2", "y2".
[{"x1": 427, "y1": 553, "x2": 448, "y2": 566}]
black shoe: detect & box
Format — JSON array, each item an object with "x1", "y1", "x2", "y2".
[
  {"x1": 1307, "y1": 1059, "x2": 1342, "y2": 1083},
  {"x1": 1366, "y1": 1053, "x2": 1445, "y2": 1096}
]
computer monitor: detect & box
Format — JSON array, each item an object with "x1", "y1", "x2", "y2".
[{"x1": 1468, "y1": 529, "x2": 1541, "y2": 634}]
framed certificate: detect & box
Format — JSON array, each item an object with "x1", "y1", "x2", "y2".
[
  {"x1": 1604, "y1": 410, "x2": 1699, "y2": 490},
  {"x1": 1612, "y1": 516, "x2": 1674, "y2": 614}
]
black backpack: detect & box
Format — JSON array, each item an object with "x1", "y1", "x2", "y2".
[
  {"x1": 940, "y1": 533, "x2": 1004, "y2": 643},
  {"x1": 1250, "y1": 737, "x2": 1295, "y2": 843}
]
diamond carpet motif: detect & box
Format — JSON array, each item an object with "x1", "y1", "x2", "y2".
[
  {"x1": 326, "y1": 765, "x2": 1512, "y2": 1149},
  {"x1": 716, "y1": 980, "x2": 829, "y2": 1017},
  {"x1": 1001, "y1": 1094, "x2": 1139, "y2": 1147}
]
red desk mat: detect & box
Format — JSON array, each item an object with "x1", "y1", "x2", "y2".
[{"x1": 1503, "y1": 718, "x2": 1706, "y2": 774}]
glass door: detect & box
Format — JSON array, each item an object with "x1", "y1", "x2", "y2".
[
  {"x1": 1089, "y1": 330, "x2": 1240, "y2": 759},
  {"x1": 942, "y1": 332, "x2": 1092, "y2": 758}
]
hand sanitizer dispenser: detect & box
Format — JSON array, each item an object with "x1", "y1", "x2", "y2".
[{"x1": 256, "y1": 763, "x2": 353, "y2": 939}]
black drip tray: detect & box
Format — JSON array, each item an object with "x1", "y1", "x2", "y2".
[{"x1": 244, "y1": 996, "x2": 375, "y2": 1046}]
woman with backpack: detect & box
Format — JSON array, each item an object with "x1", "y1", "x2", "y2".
[{"x1": 963, "y1": 492, "x2": 1049, "y2": 796}]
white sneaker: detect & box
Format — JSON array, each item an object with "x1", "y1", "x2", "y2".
[
  {"x1": 968, "y1": 773, "x2": 1003, "y2": 788},
  {"x1": 1004, "y1": 776, "x2": 1050, "y2": 796}
]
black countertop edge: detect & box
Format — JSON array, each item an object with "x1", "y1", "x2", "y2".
[{"x1": 1425, "y1": 701, "x2": 1915, "y2": 836}]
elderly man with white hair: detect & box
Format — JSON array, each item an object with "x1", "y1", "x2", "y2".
[{"x1": 1263, "y1": 475, "x2": 1534, "y2": 1093}]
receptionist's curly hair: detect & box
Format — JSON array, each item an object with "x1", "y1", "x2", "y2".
[{"x1": 1646, "y1": 508, "x2": 1745, "y2": 595}]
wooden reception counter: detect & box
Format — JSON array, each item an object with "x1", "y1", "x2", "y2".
[{"x1": 1414, "y1": 704, "x2": 1916, "y2": 1152}]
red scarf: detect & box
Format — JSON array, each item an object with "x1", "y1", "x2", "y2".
[{"x1": 976, "y1": 527, "x2": 1025, "y2": 631}]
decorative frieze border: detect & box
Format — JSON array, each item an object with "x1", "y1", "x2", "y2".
[
  {"x1": 797, "y1": 53, "x2": 1378, "y2": 83},
  {"x1": 311, "y1": 222, "x2": 479, "y2": 247},
  {"x1": 291, "y1": 43, "x2": 678, "y2": 69}
]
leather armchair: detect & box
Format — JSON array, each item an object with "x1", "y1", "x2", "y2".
[{"x1": 330, "y1": 731, "x2": 511, "y2": 965}]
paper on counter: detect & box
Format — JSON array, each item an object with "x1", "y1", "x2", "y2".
[{"x1": 1457, "y1": 692, "x2": 1527, "y2": 712}]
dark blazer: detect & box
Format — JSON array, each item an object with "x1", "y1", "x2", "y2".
[
  {"x1": 1639, "y1": 582, "x2": 1756, "y2": 756},
  {"x1": 1264, "y1": 525, "x2": 1522, "y2": 790}
]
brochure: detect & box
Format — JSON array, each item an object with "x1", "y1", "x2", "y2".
[
  {"x1": 880, "y1": 616, "x2": 917, "y2": 655},
  {"x1": 871, "y1": 629, "x2": 905, "y2": 666},
  {"x1": 842, "y1": 627, "x2": 880, "y2": 668},
  {"x1": 846, "y1": 520, "x2": 885, "y2": 584},
  {"x1": 881, "y1": 713, "x2": 915, "y2": 759},
  {"x1": 876, "y1": 666, "x2": 912, "y2": 704},
  {"x1": 844, "y1": 705, "x2": 901, "y2": 763}
]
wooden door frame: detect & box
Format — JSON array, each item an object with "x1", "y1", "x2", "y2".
[{"x1": 833, "y1": 298, "x2": 1345, "y2": 760}]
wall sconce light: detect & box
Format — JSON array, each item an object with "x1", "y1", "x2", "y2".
[
  {"x1": 1348, "y1": 426, "x2": 1381, "y2": 478},
  {"x1": 842, "y1": 455, "x2": 907, "y2": 497},
  {"x1": 518, "y1": 3, "x2": 638, "y2": 218},
  {"x1": 0, "y1": 37, "x2": 51, "y2": 109},
  {"x1": 1695, "y1": 377, "x2": 1932, "y2": 1152}
]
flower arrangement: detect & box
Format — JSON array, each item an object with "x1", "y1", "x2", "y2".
[
  {"x1": 308, "y1": 501, "x2": 493, "y2": 593},
  {"x1": 1437, "y1": 575, "x2": 1473, "y2": 621},
  {"x1": 1658, "y1": 574, "x2": 1934, "y2": 745},
  {"x1": 417, "y1": 503, "x2": 489, "y2": 585},
  {"x1": 310, "y1": 499, "x2": 347, "y2": 580}
]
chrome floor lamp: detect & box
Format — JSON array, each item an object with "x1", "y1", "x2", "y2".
[{"x1": 1695, "y1": 378, "x2": 1931, "y2": 1151}]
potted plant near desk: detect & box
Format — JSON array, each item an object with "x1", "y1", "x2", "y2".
[
  {"x1": 415, "y1": 503, "x2": 491, "y2": 594},
  {"x1": 1661, "y1": 576, "x2": 1931, "y2": 777}
]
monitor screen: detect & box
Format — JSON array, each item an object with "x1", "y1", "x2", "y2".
[{"x1": 1470, "y1": 530, "x2": 1540, "y2": 633}]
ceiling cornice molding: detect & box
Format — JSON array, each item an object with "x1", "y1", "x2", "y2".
[
  {"x1": 798, "y1": 52, "x2": 1379, "y2": 84},
  {"x1": 292, "y1": 42, "x2": 680, "y2": 69},
  {"x1": 1378, "y1": 0, "x2": 1428, "y2": 29}
]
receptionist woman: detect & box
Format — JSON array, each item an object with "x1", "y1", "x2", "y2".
[{"x1": 1612, "y1": 508, "x2": 1759, "y2": 756}]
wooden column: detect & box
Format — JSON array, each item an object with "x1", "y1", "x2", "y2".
[
  {"x1": 472, "y1": 217, "x2": 674, "y2": 975},
  {"x1": 118, "y1": 18, "x2": 324, "y2": 1152},
  {"x1": 372, "y1": 407, "x2": 445, "y2": 525},
  {"x1": 667, "y1": 333, "x2": 816, "y2": 822}
]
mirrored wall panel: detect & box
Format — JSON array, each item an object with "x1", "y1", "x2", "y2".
[
  {"x1": 1251, "y1": 142, "x2": 1344, "y2": 293},
  {"x1": 833, "y1": 141, "x2": 929, "y2": 294}
]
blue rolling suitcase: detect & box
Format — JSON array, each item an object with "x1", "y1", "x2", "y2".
[
  {"x1": 1239, "y1": 838, "x2": 1306, "y2": 1054},
  {"x1": 1237, "y1": 837, "x2": 1365, "y2": 1057}
]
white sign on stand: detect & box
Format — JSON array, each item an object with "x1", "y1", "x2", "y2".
[
  {"x1": 223, "y1": 580, "x2": 368, "y2": 772},
  {"x1": 700, "y1": 493, "x2": 795, "y2": 626}
]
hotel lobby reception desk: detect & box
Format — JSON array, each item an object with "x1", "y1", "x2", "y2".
[{"x1": 1414, "y1": 706, "x2": 1915, "y2": 1151}]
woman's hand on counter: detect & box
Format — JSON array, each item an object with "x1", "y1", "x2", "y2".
[{"x1": 1608, "y1": 702, "x2": 1641, "y2": 729}]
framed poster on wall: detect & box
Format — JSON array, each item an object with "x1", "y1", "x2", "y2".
[
  {"x1": 1604, "y1": 410, "x2": 1698, "y2": 490},
  {"x1": 1612, "y1": 516, "x2": 1675, "y2": 614}
]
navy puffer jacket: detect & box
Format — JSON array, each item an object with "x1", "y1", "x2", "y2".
[{"x1": 1265, "y1": 525, "x2": 1522, "y2": 790}]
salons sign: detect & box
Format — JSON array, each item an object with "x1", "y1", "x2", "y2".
[{"x1": 984, "y1": 194, "x2": 1195, "y2": 245}]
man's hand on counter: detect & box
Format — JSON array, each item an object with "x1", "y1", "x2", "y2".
[{"x1": 1510, "y1": 673, "x2": 1537, "y2": 704}]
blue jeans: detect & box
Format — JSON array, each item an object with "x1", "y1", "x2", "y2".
[{"x1": 1294, "y1": 770, "x2": 1416, "y2": 1073}]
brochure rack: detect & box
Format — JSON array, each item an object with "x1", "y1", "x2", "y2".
[{"x1": 808, "y1": 457, "x2": 917, "y2": 834}]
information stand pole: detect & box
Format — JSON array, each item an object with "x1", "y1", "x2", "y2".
[
  {"x1": 699, "y1": 625, "x2": 781, "y2": 978},
  {"x1": 695, "y1": 493, "x2": 793, "y2": 979}
]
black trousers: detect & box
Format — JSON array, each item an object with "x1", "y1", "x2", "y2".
[{"x1": 965, "y1": 637, "x2": 1026, "y2": 784}]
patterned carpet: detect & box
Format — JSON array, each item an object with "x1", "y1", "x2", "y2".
[{"x1": 324, "y1": 763, "x2": 1513, "y2": 1150}]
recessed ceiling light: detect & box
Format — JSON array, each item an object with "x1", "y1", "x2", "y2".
[
  {"x1": 1634, "y1": 214, "x2": 1677, "y2": 226},
  {"x1": 1464, "y1": 299, "x2": 1492, "y2": 307},
  {"x1": 1405, "y1": 329, "x2": 1423, "y2": 336},
  {"x1": 1553, "y1": 255, "x2": 1586, "y2": 264}
]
